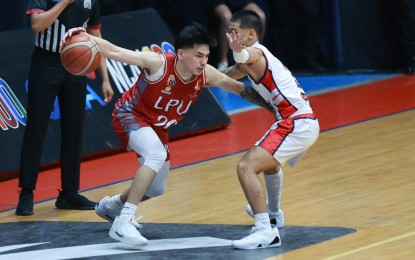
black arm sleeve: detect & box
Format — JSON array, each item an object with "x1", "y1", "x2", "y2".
[{"x1": 240, "y1": 85, "x2": 275, "y2": 115}]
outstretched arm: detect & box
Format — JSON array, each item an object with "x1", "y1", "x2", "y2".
[
  {"x1": 222, "y1": 63, "x2": 246, "y2": 80},
  {"x1": 240, "y1": 85, "x2": 275, "y2": 114},
  {"x1": 205, "y1": 64, "x2": 245, "y2": 95},
  {"x1": 205, "y1": 65, "x2": 274, "y2": 114},
  {"x1": 61, "y1": 27, "x2": 164, "y2": 75}
]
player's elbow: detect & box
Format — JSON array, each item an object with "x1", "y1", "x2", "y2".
[
  {"x1": 239, "y1": 83, "x2": 247, "y2": 94},
  {"x1": 29, "y1": 14, "x2": 44, "y2": 33},
  {"x1": 31, "y1": 23, "x2": 43, "y2": 33}
]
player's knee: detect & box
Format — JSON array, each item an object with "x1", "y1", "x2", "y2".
[
  {"x1": 236, "y1": 159, "x2": 250, "y2": 176},
  {"x1": 143, "y1": 149, "x2": 167, "y2": 173}
]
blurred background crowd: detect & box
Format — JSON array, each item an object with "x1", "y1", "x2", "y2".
[{"x1": 1, "y1": 0, "x2": 414, "y2": 75}]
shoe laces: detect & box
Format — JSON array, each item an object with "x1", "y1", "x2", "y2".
[
  {"x1": 250, "y1": 226, "x2": 257, "y2": 234},
  {"x1": 60, "y1": 191, "x2": 92, "y2": 204},
  {"x1": 117, "y1": 214, "x2": 144, "y2": 229},
  {"x1": 103, "y1": 199, "x2": 121, "y2": 211},
  {"x1": 117, "y1": 216, "x2": 143, "y2": 236},
  {"x1": 101, "y1": 198, "x2": 143, "y2": 229},
  {"x1": 18, "y1": 190, "x2": 33, "y2": 203},
  {"x1": 20, "y1": 196, "x2": 33, "y2": 204},
  {"x1": 119, "y1": 215, "x2": 142, "y2": 227},
  {"x1": 132, "y1": 215, "x2": 143, "y2": 229}
]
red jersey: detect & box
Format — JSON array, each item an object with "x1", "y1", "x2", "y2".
[{"x1": 112, "y1": 53, "x2": 206, "y2": 147}]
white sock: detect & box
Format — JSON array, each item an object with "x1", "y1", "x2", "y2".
[
  {"x1": 254, "y1": 212, "x2": 272, "y2": 230},
  {"x1": 120, "y1": 202, "x2": 137, "y2": 217},
  {"x1": 110, "y1": 194, "x2": 124, "y2": 209},
  {"x1": 265, "y1": 169, "x2": 283, "y2": 213}
]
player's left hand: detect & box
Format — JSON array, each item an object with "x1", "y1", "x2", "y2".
[{"x1": 226, "y1": 30, "x2": 246, "y2": 52}]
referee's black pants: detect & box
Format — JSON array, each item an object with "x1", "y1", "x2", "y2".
[{"x1": 19, "y1": 47, "x2": 87, "y2": 192}]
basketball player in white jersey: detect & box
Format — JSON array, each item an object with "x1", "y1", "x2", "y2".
[{"x1": 224, "y1": 10, "x2": 320, "y2": 249}]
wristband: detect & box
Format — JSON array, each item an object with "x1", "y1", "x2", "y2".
[{"x1": 233, "y1": 49, "x2": 249, "y2": 63}]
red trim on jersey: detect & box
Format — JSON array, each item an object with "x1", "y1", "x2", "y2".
[
  {"x1": 261, "y1": 69, "x2": 277, "y2": 92},
  {"x1": 87, "y1": 24, "x2": 102, "y2": 30},
  {"x1": 261, "y1": 70, "x2": 298, "y2": 118},
  {"x1": 290, "y1": 113, "x2": 317, "y2": 120},
  {"x1": 278, "y1": 100, "x2": 298, "y2": 119},
  {"x1": 248, "y1": 47, "x2": 268, "y2": 85},
  {"x1": 272, "y1": 93, "x2": 280, "y2": 101},
  {"x1": 144, "y1": 53, "x2": 167, "y2": 84},
  {"x1": 26, "y1": 9, "x2": 44, "y2": 15}
]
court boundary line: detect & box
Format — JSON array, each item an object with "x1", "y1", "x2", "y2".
[{"x1": 324, "y1": 230, "x2": 415, "y2": 260}]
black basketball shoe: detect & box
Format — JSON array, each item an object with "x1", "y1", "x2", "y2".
[{"x1": 16, "y1": 189, "x2": 34, "y2": 216}]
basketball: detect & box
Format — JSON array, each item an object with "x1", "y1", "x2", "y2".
[{"x1": 60, "y1": 34, "x2": 101, "y2": 76}]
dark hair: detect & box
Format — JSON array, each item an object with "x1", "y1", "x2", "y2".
[
  {"x1": 231, "y1": 10, "x2": 263, "y2": 36},
  {"x1": 174, "y1": 23, "x2": 217, "y2": 50}
]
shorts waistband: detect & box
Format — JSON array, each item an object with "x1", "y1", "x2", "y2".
[{"x1": 289, "y1": 113, "x2": 317, "y2": 120}]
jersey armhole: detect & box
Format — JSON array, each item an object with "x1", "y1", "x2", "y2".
[{"x1": 144, "y1": 53, "x2": 166, "y2": 82}]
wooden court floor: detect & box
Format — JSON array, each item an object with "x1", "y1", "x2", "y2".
[
  {"x1": 2, "y1": 109, "x2": 415, "y2": 259},
  {"x1": 1, "y1": 75, "x2": 415, "y2": 259}
]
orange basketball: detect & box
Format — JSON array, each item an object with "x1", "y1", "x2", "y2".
[{"x1": 60, "y1": 34, "x2": 101, "y2": 76}]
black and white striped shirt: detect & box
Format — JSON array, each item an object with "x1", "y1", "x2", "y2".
[{"x1": 26, "y1": 0, "x2": 101, "y2": 53}]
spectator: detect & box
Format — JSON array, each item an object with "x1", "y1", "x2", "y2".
[
  {"x1": 382, "y1": 0, "x2": 415, "y2": 74},
  {"x1": 267, "y1": 0, "x2": 324, "y2": 72}
]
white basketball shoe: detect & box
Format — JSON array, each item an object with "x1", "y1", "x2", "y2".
[
  {"x1": 109, "y1": 215, "x2": 148, "y2": 246},
  {"x1": 95, "y1": 196, "x2": 142, "y2": 229},
  {"x1": 232, "y1": 227, "x2": 281, "y2": 250},
  {"x1": 245, "y1": 204, "x2": 285, "y2": 228}
]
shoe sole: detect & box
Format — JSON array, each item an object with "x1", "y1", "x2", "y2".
[
  {"x1": 56, "y1": 203, "x2": 95, "y2": 210},
  {"x1": 15, "y1": 210, "x2": 34, "y2": 216},
  {"x1": 109, "y1": 229, "x2": 148, "y2": 246},
  {"x1": 232, "y1": 241, "x2": 281, "y2": 250},
  {"x1": 95, "y1": 205, "x2": 115, "y2": 222}
]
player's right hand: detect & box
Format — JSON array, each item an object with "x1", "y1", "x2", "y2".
[{"x1": 60, "y1": 27, "x2": 86, "y2": 49}]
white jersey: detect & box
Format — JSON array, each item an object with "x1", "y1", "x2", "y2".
[{"x1": 248, "y1": 42, "x2": 313, "y2": 121}]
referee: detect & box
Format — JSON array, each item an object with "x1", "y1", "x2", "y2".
[{"x1": 16, "y1": 0, "x2": 114, "y2": 216}]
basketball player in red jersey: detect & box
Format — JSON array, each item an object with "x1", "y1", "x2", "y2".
[
  {"x1": 224, "y1": 10, "x2": 320, "y2": 249},
  {"x1": 62, "y1": 24, "x2": 272, "y2": 246}
]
